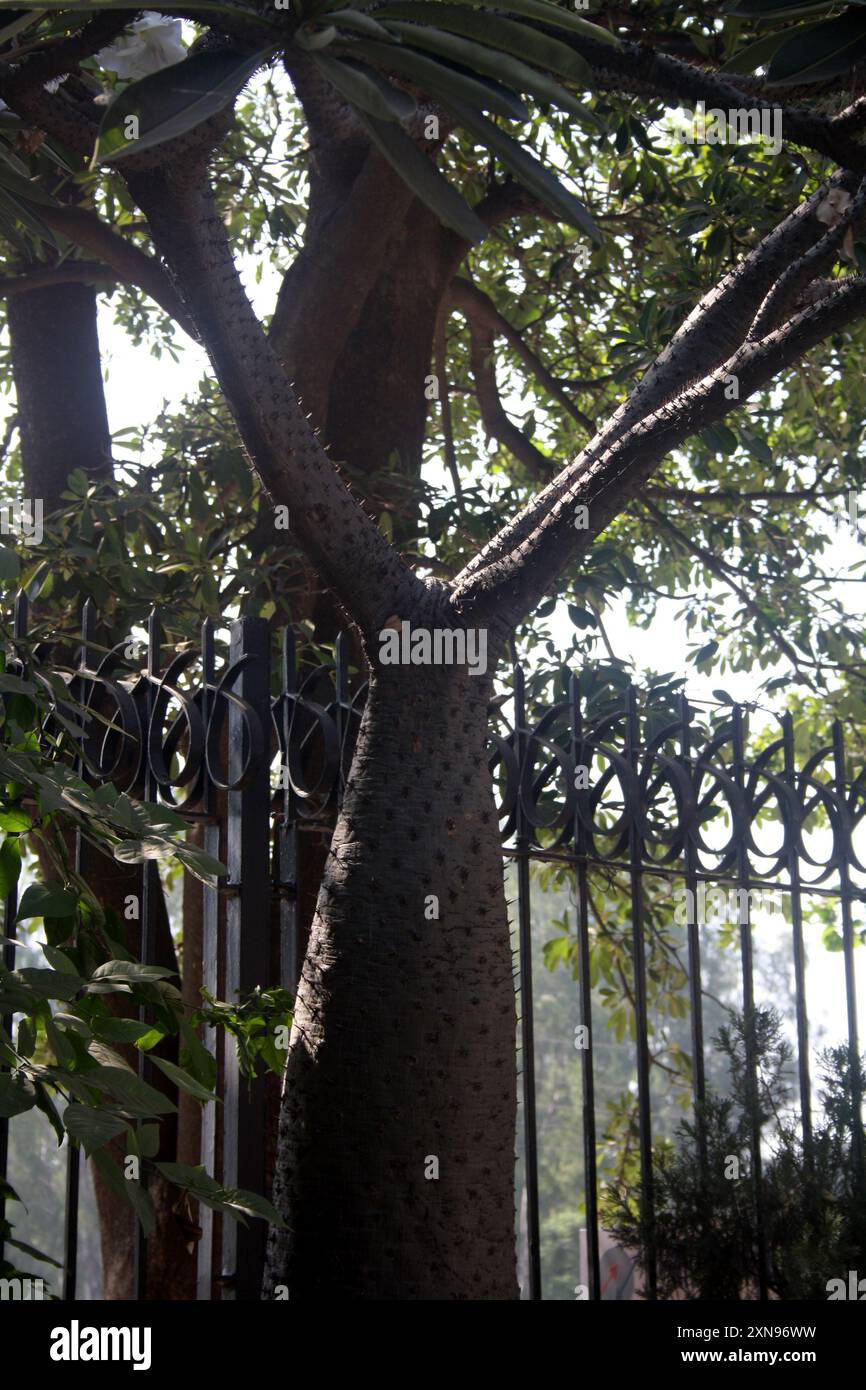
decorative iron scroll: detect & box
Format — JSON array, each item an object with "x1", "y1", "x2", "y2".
[{"x1": 16, "y1": 598, "x2": 863, "y2": 899}]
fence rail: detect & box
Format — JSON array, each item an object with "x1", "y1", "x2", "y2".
[{"x1": 1, "y1": 596, "x2": 864, "y2": 1300}]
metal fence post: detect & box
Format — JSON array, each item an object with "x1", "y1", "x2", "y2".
[{"x1": 222, "y1": 617, "x2": 271, "y2": 1299}]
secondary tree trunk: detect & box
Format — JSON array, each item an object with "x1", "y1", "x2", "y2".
[
  {"x1": 7, "y1": 281, "x2": 112, "y2": 508},
  {"x1": 264, "y1": 624, "x2": 518, "y2": 1299}
]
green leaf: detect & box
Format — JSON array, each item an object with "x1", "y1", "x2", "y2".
[
  {"x1": 329, "y1": 7, "x2": 394, "y2": 40},
  {"x1": 0, "y1": 145, "x2": 60, "y2": 208},
  {"x1": 378, "y1": 3, "x2": 591, "y2": 82},
  {"x1": 6, "y1": 1236, "x2": 62, "y2": 1269},
  {"x1": 33, "y1": 1079, "x2": 64, "y2": 1143},
  {"x1": 313, "y1": 54, "x2": 417, "y2": 122},
  {"x1": 16, "y1": 883, "x2": 77, "y2": 920},
  {"x1": 0, "y1": 837, "x2": 21, "y2": 898},
  {"x1": 64, "y1": 1104, "x2": 130, "y2": 1157},
  {"x1": 93, "y1": 47, "x2": 278, "y2": 165},
  {"x1": 92, "y1": 1148, "x2": 156, "y2": 1236},
  {"x1": 0, "y1": 809, "x2": 32, "y2": 832},
  {"x1": 467, "y1": 0, "x2": 619, "y2": 45},
  {"x1": 84, "y1": 1065, "x2": 177, "y2": 1117},
  {"x1": 16, "y1": 1017, "x2": 35, "y2": 1059},
  {"x1": 567, "y1": 603, "x2": 598, "y2": 629},
  {"x1": 296, "y1": 22, "x2": 338, "y2": 50},
  {"x1": 155, "y1": 1161, "x2": 285, "y2": 1226},
  {"x1": 337, "y1": 39, "x2": 529, "y2": 119},
  {"x1": 719, "y1": 29, "x2": 794, "y2": 74},
  {"x1": 17, "y1": 968, "x2": 81, "y2": 1001},
  {"x1": 93, "y1": 1017, "x2": 159, "y2": 1044},
  {"x1": 382, "y1": 20, "x2": 589, "y2": 116},
  {"x1": 88, "y1": 960, "x2": 176, "y2": 987},
  {"x1": 766, "y1": 11, "x2": 866, "y2": 84},
  {"x1": 179, "y1": 1018, "x2": 218, "y2": 1091},
  {"x1": 148, "y1": 1053, "x2": 217, "y2": 1104},
  {"x1": 0, "y1": 186, "x2": 59, "y2": 249},
  {"x1": 444, "y1": 96, "x2": 600, "y2": 240},
  {"x1": 352, "y1": 110, "x2": 488, "y2": 243},
  {"x1": 41, "y1": 944, "x2": 79, "y2": 975},
  {"x1": 0, "y1": 1073, "x2": 36, "y2": 1119},
  {"x1": 0, "y1": 545, "x2": 21, "y2": 582}
]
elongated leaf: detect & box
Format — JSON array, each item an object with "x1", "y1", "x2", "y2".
[
  {"x1": 17, "y1": 883, "x2": 77, "y2": 920},
  {"x1": 377, "y1": 2, "x2": 591, "y2": 81},
  {"x1": 766, "y1": 11, "x2": 866, "y2": 83},
  {"x1": 329, "y1": 7, "x2": 393, "y2": 39},
  {"x1": 0, "y1": 1073, "x2": 35, "y2": 1119},
  {"x1": 313, "y1": 53, "x2": 417, "y2": 122},
  {"x1": 155, "y1": 1161, "x2": 284, "y2": 1225},
  {"x1": 0, "y1": 186, "x2": 59, "y2": 248},
  {"x1": 458, "y1": 0, "x2": 620, "y2": 44},
  {"x1": 93, "y1": 46, "x2": 277, "y2": 165},
  {"x1": 352, "y1": 109, "x2": 488, "y2": 242},
  {"x1": 446, "y1": 95, "x2": 600, "y2": 240},
  {"x1": 720, "y1": 29, "x2": 796, "y2": 74},
  {"x1": 16, "y1": 1, "x2": 272, "y2": 19},
  {"x1": 64, "y1": 1104, "x2": 129, "y2": 1157},
  {"x1": 92, "y1": 1148, "x2": 156, "y2": 1236},
  {"x1": 0, "y1": 143, "x2": 59, "y2": 206},
  {"x1": 89, "y1": 959, "x2": 176, "y2": 986},
  {"x1": 0, "y1": 837, "x2": 21, "y2": 898},
  {"x1": 84, "y1": 1064, "x2": 177, "y2": 1116},
  {"x1": 6, "y1": 1236, "x2": 62, "y2": 1269},
  {"x1": 0, "y1": 13, "x2": 46, "y2": 48},
  {"x1": 382, "y1": 21, "x2": 590, "y2": 116},
  {"x1": 148, "y1": 1052, "x2": 217, "y2": 1104},
  {"x1": 339, "y1": 38, "x2": 529, "y2": 119}
]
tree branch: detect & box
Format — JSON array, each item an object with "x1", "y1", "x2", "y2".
[
  {"x1": 448, "y1": 277, "x2": 594, "y2": 433},
  {"x1": 37, "y1": 204, "x2": 197, "y2": 335},
  {"x1": 124, "y1": 163, "x2": 422, "y2": 636},
  {"x1": 452, "y1": 274, "x2": 866, "y2": 629},
  {"x1": 574, "y1": 33, "x2": 866, "y2": 172},
  {"x1": 452, "y1": 172, "x2": 857, "y2": 597},
  {"x1": 460, "y1": 300, "x2": 553, "y2": 478}
]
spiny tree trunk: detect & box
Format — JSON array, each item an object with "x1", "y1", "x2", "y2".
[
  {"x1": 6, "y1": 280, "x2": 112, "y2": 508},
  {"x1": 264, "y1": 622, "x2": 517, "y2": 1299}
]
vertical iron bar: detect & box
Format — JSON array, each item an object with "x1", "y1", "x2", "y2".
[
  {"x1": 732, "y1": 705, "x2": 768, "y2": 1300},
  {"x1": 197, "y1": 619, "x2": 219, "y2": 1300},
  {"x1": 680, "y1": 696, "x2": 707, "y2": 1170},
  {"x1": 63, "y1": 597, "x2": 96, "y2": 1302},
  {"x1": 626, "y1": 685, "x2": 655, "y2": 1298},
  {"x1": 277, "y1": 629, "x2": 298, "y2": 991},
  {"x1": 134, "y1": 608, "x2": 161, "y2": 1301},
  {"x1": 570, "y1": 673, "x2": 599, "y2": 1301},
  {"x1": 782, "y1": 713, "x2": 812, "y2": 1151},
  {"x1": 833, "y1": 721, "x2": 863, "y2": 1182},
  {"x1": 222, "y1": 617, "x2": 271, "y2": 1299},
  {"x1": 0, "y1": 590, "x2": 27, "y2": 1274},
  {"x1": 513, "y1": 663, "x2": 541, "y2": 1300}
]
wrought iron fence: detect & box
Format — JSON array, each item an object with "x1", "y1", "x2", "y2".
[{"x1": 1, "y1": 594, "x2": 864, "y2": 1300}]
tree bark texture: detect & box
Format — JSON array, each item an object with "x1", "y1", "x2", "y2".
[
  {"x1": 264, "y1": 637, "x2": 518, "y2": 1299},
  {"x1": 7, "y1": 280, "x2": 112, "y2": 509}
]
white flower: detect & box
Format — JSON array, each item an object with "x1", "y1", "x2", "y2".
[{"x1": 95, "y1": 12, "x2": 186, "y2": 80}]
